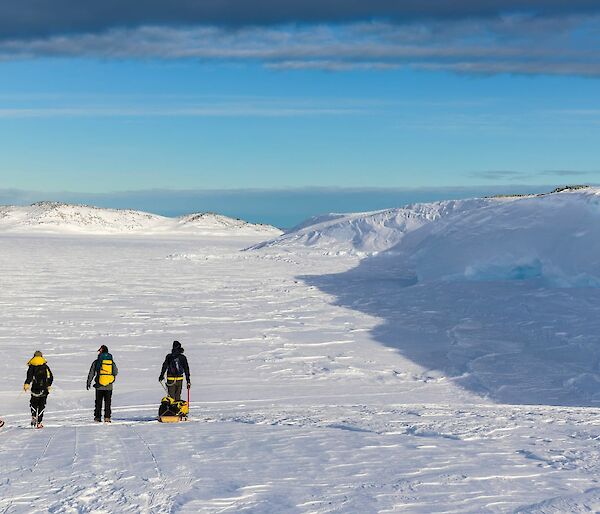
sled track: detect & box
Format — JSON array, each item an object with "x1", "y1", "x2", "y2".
[
  {"x1": 0, "y1": 430, "x2": 57, "y2": 514},
  {"x1": 129, "y1": 425, "x2": 163, "y2": 479},
  {"x1": 31, "y1": 430, "x2": 57, "y2": 472}
]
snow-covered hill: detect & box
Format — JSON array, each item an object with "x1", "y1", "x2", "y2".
[
  {"x1": 0, "y1": 202, "x2": 281, "y2": 236},
  {"x1": 0, "y1": 202, "x2": 164, "y2": 233},
  {"x1": 394, "y1": 187, "x2": 600, "y2": 287},
  {"x1": 251, "y1": 197, "x2": 513, "y2": 255},
  {"x1": 255, "y1": 187, "x2": 600, "y2": 287},
  {"x1": 176, "y1": 211, "x2": 279, "y2": 236}
]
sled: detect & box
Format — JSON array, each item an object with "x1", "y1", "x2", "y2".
[
  {"x1": 158, "y1": 415, "x2": 187, "y2": 423},
  {"x1": 158, "y1": 395, "x2": 189, "y2": 423}
]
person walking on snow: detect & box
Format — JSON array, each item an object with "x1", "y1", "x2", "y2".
[
  {"x1": 24, "y1": 350, "x2": 54, "y2": 428},
  {"x1": 159, "y1": 341, "x2": 190, "y2": 401},
  {"x1": 87, "y1": 345, "x2": 118, "y2": 423}
]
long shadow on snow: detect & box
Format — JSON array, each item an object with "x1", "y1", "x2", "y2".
[{"x1": 300, "y1": 251, "x2": 600, "y2": 407}]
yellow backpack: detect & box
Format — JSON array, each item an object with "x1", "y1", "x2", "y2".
[{"x1": 98, "y1": 358, "x2": 115, "y2": 386}]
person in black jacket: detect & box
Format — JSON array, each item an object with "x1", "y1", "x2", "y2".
[
  {"x1": 159, "y1": 341, "x2": 190, "y2": 401},
  {"x1": 24, "y1": 350, "x2": 54, "y2": 428},
  {"x1": 87, "y1": 345, "x2": 119, "y2": 423}
]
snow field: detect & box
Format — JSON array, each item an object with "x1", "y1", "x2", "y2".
[
  {"x1": 2, "y1": 190, "x2": 600, "y2": 512},
  {"x1": 2, "y1": 401, "x2": 600, "y2": 513}
]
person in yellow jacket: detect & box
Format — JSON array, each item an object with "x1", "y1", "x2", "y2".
[
  {"x1": 87, "y1": 345, "x2": 118, "y2": 423},
  {"x1": 24, "y1": 351, "x2": 54, "y2": 428}
]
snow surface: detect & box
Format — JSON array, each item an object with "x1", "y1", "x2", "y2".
[{"x1": 2, "y1": 189, "x2": 600, "y2": 513}]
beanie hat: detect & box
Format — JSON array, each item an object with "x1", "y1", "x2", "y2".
[
  {"x1": 98, "y1": 345, "x2": 109, "y2": 353},
  {"x1": 34, "y1": 350, "x2": 43, "y2": 357},
  {"x1": 172, "y1": 340, "x2": 181, "y2": 350}
]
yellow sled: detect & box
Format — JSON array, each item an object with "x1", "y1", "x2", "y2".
[
  {"x1": 158, "y1": 396, "x2": 189, "y2": 423},
  {"x1": 158, "y1": 415, "x2": 188, "y2": 423}
]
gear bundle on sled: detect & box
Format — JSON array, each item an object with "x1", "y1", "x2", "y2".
[{"x1": 158, "y1": 396, "x2": 189, "y2": 423}]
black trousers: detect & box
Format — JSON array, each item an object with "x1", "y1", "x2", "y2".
[
  {"x1": 30, "y1": 394, "x2": 47, "y2": 423},
  {"x1": 94, "y1": 389, "x2": 112, "y2": 419},
  {"x1": 166, "y1": 380, "x2": 183, "y2": 401}
]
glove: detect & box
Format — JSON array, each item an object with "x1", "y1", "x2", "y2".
[
  {"x1": 86, "y1": 384, "x2": 90, "y2": 391},
  {"x1": 47, "y1": 386, "x2": 52, "y2": 393},
  {"x1": 187, "y1": 382, "x2": 191, "y2": 389},
  {"x1": 23, "y1": 383, "x2": 30, "y2": 391},
  {"x1": 159, "y1": 376, "x2": 164, "y2": 382}
]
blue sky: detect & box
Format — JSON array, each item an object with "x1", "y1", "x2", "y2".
[{"x1": 0, "y1": 1, "x2": 599, "y2": 225}]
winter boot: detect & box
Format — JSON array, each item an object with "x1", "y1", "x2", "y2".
[
  {"x1": 36, "y1": 423, "x2": 44, "y2": 429},
  {"x1": 94, "y1": 417, "x2": 101, "y2": 423},
  {"x1": 31, "y1": 416, "x2": 37, "y2": 427},
  {"x1": 104, "y1": 418, "x2": 111, "y2": 423}
]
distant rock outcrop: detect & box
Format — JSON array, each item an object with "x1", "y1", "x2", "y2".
[{"x1": 176, "y1": 212, "x2": 278, "y2": 234}]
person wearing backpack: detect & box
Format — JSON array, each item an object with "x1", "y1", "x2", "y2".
[
  {"x1": 87, "y1": 345, "x2": 118, "y2": 423},
  {"x1": 159, "y1": 341, "x2": 190, "y2": 401},
  {"x1": 23, "y1": 350, "x2": 54, "y2": 428}
]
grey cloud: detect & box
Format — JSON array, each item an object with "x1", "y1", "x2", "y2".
[
  {"x1": 2, "y1": 19, "x2": 600, "y2": 77},
  {"x1": 0, "y1": 16, "x2": 600, "y2": 77},
  {"x1": 267, "y1": 61, "x2": 402, "y2": 71},
  {"x1": 1, "y1": 1, "x2": 599, "y2": 40},
  {"x1": 469, "y1": 171, "x2": 531, "y2": 181},
  {"x1": 0, "y1": 7, "x2": 598, "y2": 77},
  {"x1": 540, "y1": 170, "x2": 597, "y2": 177},
  {"x1": 416, "y1": 61, "x2": 600, "y2": 77}
]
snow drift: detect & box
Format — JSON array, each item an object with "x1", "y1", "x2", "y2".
[
  {"x1": 257, "y1": 187, "x2": 600, "y2": 287},
  {"x1": 0, "y1": 202, "x2": 281, "y2": 236},
  {"x1": 399, "y1": 188, "x2": 600, "y2": 287},
  {"x1": 251, "y1": 197, "x2": 498, "y2": 255}
]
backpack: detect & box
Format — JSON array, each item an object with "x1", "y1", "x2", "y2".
[
  {"x1": 32, "y1": 364, "x2": 50, "y2": 390},
  {"x1": 168, "y1": 354, "x2": 184, "y2": 377},
  {"x1": 97, "y1": 355, "x2": 115, "y2": 386}
]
